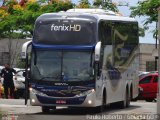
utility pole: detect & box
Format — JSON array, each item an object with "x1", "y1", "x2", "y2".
[
  {"x1": 157, "y1": 7, "x2": 160, "y2": 116},
  {"x1": 155, "y1": 22, "x2": 158, "y2": 71}
]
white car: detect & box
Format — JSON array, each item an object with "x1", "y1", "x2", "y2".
[
  {"x1": 13, "y1": 69, "x2": 25, "y2": 98},
  {"x1": 13, "y1": 69, "x2": 25, "y2": 89},
  {"x1": 0, "y1": 66, "x2": 4, "y2": 83}
]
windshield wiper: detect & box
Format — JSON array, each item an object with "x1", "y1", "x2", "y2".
[
  {"x1": 69, "y1": 78, "x2": 83, "y2": 81},
  {"x1": 39, "y1": 76, "x2": 61, "y2": 81},
  {"x1": 39, "y1": 77, "x2": 52, "y2": 81}
]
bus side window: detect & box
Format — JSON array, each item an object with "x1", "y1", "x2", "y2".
[
  {"x1": 98, "y1": 21, "x2": 112, "y2": 46},
  {"x1": 113, "y1": 22, "x2": 138, "y2": 69},
  {"x1": 98, "y1": 21, "x2": 113, "y2": 70}
]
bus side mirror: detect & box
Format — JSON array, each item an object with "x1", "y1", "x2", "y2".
[
  {"x1": 21, "y1": 41, "x2": 32, "y2": 60},
  {"x1": 95, "y1": 42, "x2": 101, "y2": 62},
  {"x1": 94, "y1": 42, "x2": 101, "y2": 77}
]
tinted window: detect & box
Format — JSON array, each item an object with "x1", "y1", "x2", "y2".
[
  {"x1": 99, "y1": 21, "x2": 112, "y2": 45},
  {"x1": 153, "y1": 76, "x2": 158, "y2": 83},
  {"x1": 33, "y1": 20, "x2": 97, "y2": 45},
  {"x1": 139, "y1": 76, "x2": 152, "y2": 84},
  {"x1": 98, "y1": 21, "x2": 138, "y2": 46},
  {"x1": 113, "y1": 22, "x2": 138, "y2": 70}
]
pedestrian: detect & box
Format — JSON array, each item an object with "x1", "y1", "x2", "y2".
[{"x1": 0, "y1": 63, "x2": 17, "y2": 99}]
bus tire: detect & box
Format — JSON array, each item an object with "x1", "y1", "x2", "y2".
[
  {"x1": 126, "y1": 89, "x2": 130, "y2": 108},
  {"x1": 42, "y1": 106, "x2": 50, "y2": 113},
  {"x1": 95, "y1": 104, "x2": 104, "y2": 113},
  {"x1": 145, "y1": 99, "x2": 154, "y2": 102},
  {"x1": 42, "y1": 106, "x2": 56, "y2": 113},
  {"x1": 95, "y1": 106, "x2": 103, "y2": 113},
  {"x1": 118, "y1": 88, "x2": 130, "y2": 109},
  {"x1": 96, "y1": 90, "x2": 106, "y2": 113}
]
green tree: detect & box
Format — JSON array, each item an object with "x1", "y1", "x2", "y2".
[
  {"x1": 16, "y1": 54, "x2": 25, "y2": 68},
  {"x1": 130, "y1": 0, "x2": 160, "y2": 24},
  {"x1": 76, "y1": 0, "x2": 90, "y2": 8},
  {"x1": 93, "y1": 0, "x2": 101, "y2": 7},
  {"x1": 0, "y1": 0, "x2": 73, "y2": 38},
  {"x1": 130, "y1": 0, "x2": 160, "y2": 37},
  {"x1": 93, "y1": 0, "x2": 118, "y2": 12}
]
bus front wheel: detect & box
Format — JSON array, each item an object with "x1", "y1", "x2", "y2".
[
  {"x1": 95, "y1": 91, "x2": 106, "y2": 113},
  {"x1": 42, "y1": 106, "x2": 56, "y2": 113},
  {"x1": 42, "y1": 106, "x2": 49, "y2": 113}
]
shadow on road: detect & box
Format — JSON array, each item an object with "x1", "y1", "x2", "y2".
[{"x1": 27, "y1": 104, "x2": 141, "y2": 116}]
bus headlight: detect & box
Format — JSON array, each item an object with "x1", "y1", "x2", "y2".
[
  {"x1": 31, "y1": 99, "x2": 35, "y2": 103},
  {"x1": 88, "y1": 100, "x2": 92, "y2": 104},
  {"x1": 75, "y1": 89, "x2": 95, "y2": 97},
  {"x1": 29, "y1": 87, "x2": 33, "y2": 91}
]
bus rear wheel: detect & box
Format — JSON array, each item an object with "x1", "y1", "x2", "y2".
[
  {"x1": 118, "y1": 89, "x2": 130, "y2": 109},
  {"x1": 145, "y1": 99, "x2": 154, "y2": 102}
]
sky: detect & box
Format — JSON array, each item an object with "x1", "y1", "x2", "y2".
[
  {"x1": 0, "y1": 0, "x2": 3, "y2": 6},
  {"x1": 71, "y1": 0, "x2": 156, "y2": 44}
]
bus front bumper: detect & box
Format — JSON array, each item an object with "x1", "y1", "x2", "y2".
[{"x1": 30, "y1": 89, "x2": 99, "y2": 107}]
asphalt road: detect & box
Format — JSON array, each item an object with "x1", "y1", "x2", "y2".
[{"x1": 0, "y1": 99, "x2": 157, "y2": 120}]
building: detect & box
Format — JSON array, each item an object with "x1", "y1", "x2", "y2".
[
  {"x1": 0, "y1": 38, "x2": 30, "y2": 67},
  {"x1": 139, "y1": 43, "x2": 157, "y2": 72}
]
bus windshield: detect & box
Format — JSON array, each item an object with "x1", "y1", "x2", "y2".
[{"x1": 31, "y1": 50, "x2": 94, "y2": 81}]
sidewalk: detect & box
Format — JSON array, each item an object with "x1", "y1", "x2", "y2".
[
  {"x1": 0, "y1": 99, "x2": 30, "y2": 107},
  {"x1": 0, "y1": 99, "x2": 40, "y2": 115}
]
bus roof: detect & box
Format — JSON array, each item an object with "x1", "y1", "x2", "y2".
[
  {"x1": 66, "y1": 8, "x2": 116, "y2": 15},
  {"x1": 36, "y1": 9, "x2": 137, "y2": 23}
]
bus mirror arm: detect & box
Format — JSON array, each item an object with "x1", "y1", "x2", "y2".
[{"x1": 95, "y1": 61, "x2": 100, "y2": 77}]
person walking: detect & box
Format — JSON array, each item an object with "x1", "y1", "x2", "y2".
[{"x1": 0, "y1": 63, "x2": 17, "y2": 99}]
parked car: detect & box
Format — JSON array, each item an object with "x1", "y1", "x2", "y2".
[
  {"x1": 0, "y1": 66, "x2": 4, "y2": 71},
  {"x1": 138, "y1": 73, "x2": 158, "y2": 102},
  {"x1": 139, "y1": 71, "x2": 150, "y2": 79},
  {"x1": 13, "y1": 69, "x2": 25, "y2": 99}
]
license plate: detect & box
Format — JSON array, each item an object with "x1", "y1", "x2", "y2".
[{"x1": 56, "y1": 100, "x2": 66, "y2": 104}]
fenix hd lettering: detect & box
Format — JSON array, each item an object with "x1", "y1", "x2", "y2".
[{"x1": 51, "y1": 24, "x2": 81, "y2": 32}]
